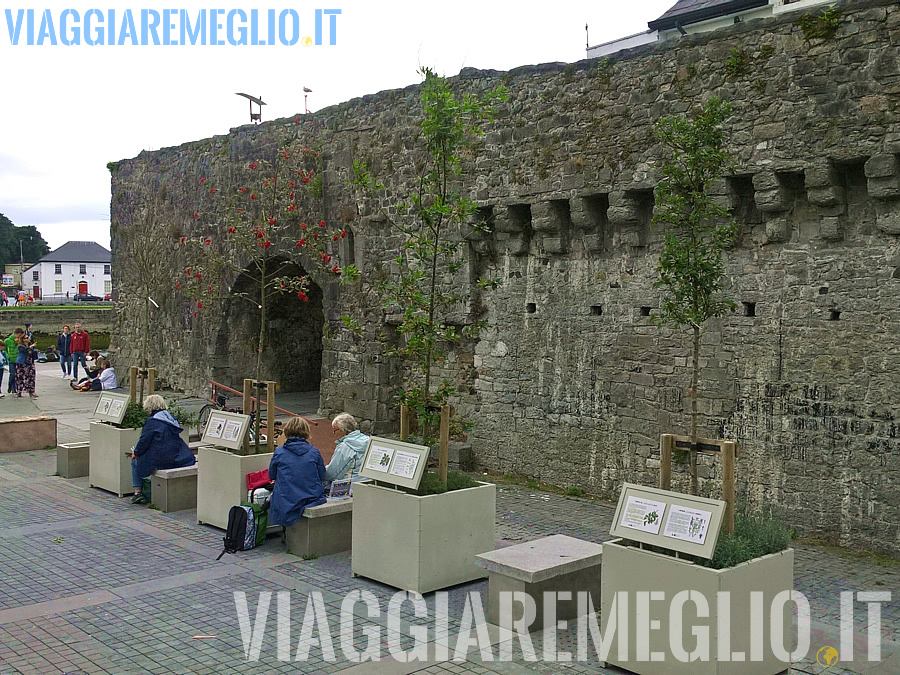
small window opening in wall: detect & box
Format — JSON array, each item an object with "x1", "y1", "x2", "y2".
[
  {"x1": 742, "y1": 301, "x2": 756, "y2": 317},
  {"x1": 640, "y1": 306, "x2": 652, "y2": 317},
  {"x1": 819, "y1": 287, "x2": 829, "y2": 294},
  {"x1": 526, "y1": 303, "x2": 536, "y2": 314},
  {"x1": 828, "y1": 309, "x2": 841, "y2": 321},
  {"x1": 590, "y1": 305, "x2": 603, "y2": 316}
]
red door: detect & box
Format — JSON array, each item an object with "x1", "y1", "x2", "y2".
[
  {"x1": 78, "y1": 281, "x2": 88, "y2": 295},
  {"x1": 32, "y1": 286, "x2": 40, "y2": 299}
]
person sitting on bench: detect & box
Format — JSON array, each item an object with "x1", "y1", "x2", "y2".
[
  {"x1": 267, "y1": 417, "x2": 327, "y2": 527},
  {"x1": 128, "y1": 394, "x2": 196, "y2": 504},
  {"x1": 324, "y1": 412, "x2": 370, "y2": 484}
]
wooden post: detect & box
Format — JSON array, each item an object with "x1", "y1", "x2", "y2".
[
  {"x1": 659, "y1": 434, "x2": 673, "y2": 491},
  {"x1": 400, "y1": 405, "x2": 409, "y2": 441},
  {"x1": 266, "y1": 380, "x2": 276, "y2": 454},
  {"x1": 129, "y1": 366, "x2": 138, "y2": 404},
  {"x1": 439, "y1": 405, "x2": 451, "y2": 485},
  {"x1": 243, "y1": 378, "x2": 253, "y2": 454},
  {"x1": 147, "y1": 368, "x2": 157, "y2": 396},
  {"x1": 722, "y1": 441, "x2": 736, "y2": 535}
]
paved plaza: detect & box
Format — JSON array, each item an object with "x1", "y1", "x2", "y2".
[{"x1": 0, "y1": 364, "x2": 897, "y2": 674}]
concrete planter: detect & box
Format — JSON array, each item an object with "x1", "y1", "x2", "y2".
[
  {"x1": 89, "y1": 422, "x2": 141, "y2": 497},
  {"x1": 600, "y1": 540, "x2": 794, "y2": 675},
  {"x1": 89, "y1": 423, "x2": 192, "y2": 497},
  {"x1": 196, "y1": 446, "x2": 273, "y2": 530},
  {"x1": 351, "y1": 481, "x2": 496, "y2": 595}
]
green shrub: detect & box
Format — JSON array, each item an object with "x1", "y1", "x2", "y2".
[
  {"x1": 724, "y1": 48, "x2": 750, "y2": 78},
  {"x1": 119, "y1": 399, "x2": 196, "y2": 430},
  {"x1": 412, "y1": 470, "x2": 478, "y2": 496},
  {"x1": 795, "y1": 8, "x2": 841, "y2": 42},
  {"x1": 707, "y1": 511, "x2": 792, "y2": 569},
  {"x1": 120, "y1": 402, "x2": 149, "y2": 429}
]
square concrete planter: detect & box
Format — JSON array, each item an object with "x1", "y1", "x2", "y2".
[
  {"x1": 351, "y1": 481, "x2": 496, "y2": 595},
  {"x1": 57, "y1": 442, "x2": 90, "y2": 479},
  {"x1": 89, "y1": 422, "x2": 141, "y2": 497},
  {"x1": 90, "y1": 423, "x2": 192, "y2": 497},
  {"x1": 196, "y1": 446, "x2": 273, "y2": 530},
  {"x1": 600, "y1": 539, "x2": 794, "y2": 675}
]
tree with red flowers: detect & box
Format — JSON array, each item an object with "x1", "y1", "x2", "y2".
[{"x1": 180, "y1": 146, "x2": 358, "y2": 453}]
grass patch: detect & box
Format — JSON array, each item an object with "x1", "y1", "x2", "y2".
[{"x1": 301, "y1": 554, "x2": 318, "y2": 561}]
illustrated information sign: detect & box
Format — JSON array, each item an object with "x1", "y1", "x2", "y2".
[
  {"x1": 200, "y1": 410, "x2": 251, "y2": 451},
  {"x1": 90, "y1": 392, "x2": 130, "y2": 426},
  {"x1": 620, "y1": 496, "x2": 667, "y2": 535},
  {"x1": 609, "y1": 483, "x2": 726, "y2": 559},
  {"x1": 358, "y1": 436, "x2": 429, "y2": 490}
]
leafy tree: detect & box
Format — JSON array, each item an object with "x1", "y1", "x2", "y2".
[
  {"x1": 0, "y1": 213, "x2": 49, "y2": 270},
  {"x1": 181, "y1": 145, "x2": 358, "y2": 453},
  {"x1": 351, "y1": 68, "x2": 506, "y2": 452},
  {"x1": 652, "y1": 97, "x2": 737, "y2": 495}
]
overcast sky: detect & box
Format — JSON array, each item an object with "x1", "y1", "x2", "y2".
[{"x1": 0, "y1": 0, "x2": 675, "y2": 252}]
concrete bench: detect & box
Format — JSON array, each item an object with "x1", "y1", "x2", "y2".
[
  {"x1": 475, "y1": 534, "x2": 603, "y2": 631},
  {"x1": 150, "y1": 465, "x2": 198, "y2": 512},
  {"x1": 285, "y1": 498, "x2": 353, "y2": 558},
  {"x1": 57, "y1": 442, "x2": 90, "y2": 478}
]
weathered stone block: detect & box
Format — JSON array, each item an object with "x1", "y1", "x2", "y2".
[
  {"x1": 868, "y1": 178, "x2": 900, "y2": 200},
  {"x1": 607, "y1": 191, "x2": 641, "y2": 225},
  {"x1": 875, "y1": 204, "x2": 900, "y2": 235},
  {"x1": 805, "y1": 164, "x2": 839, "y2": 189},
  {"x1": 808, "y1": 186, "x2": 843, "y2": 207},
  {"x1": 582, "y1": 234, "x2": 604, "y2": 252},
  {"x1": 865, "y1": 153, "x2": 899, "y2": 178},
  {"x1": 755, "y1": 188, "x2": 792, "y2": 213},
  {"x1": 507, "y1": 234, "x2": 530, "y2": 256},
  {"x1": 765, "y1": 214, "x2": 791, "y2": 243},
  {"x1": 542, "y1": 237, "x2": 567, "y2": 254},
  {"x1": 752, "y1": 171, "x2": 781, "y2": 192},
  {"x1": 819, "y1": 216, "x2": 844, "y2": 241},
  {"x1": 530, "y1": 202, "x2": 559, "y2": 234}
]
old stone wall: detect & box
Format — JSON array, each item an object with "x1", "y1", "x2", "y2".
[{"x1": 112, "y1": 0, "x2": 900, "y2": 553}]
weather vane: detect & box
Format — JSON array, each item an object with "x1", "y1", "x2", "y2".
[{"x1": 235, "y1": 93, "x2": 266, "y2": 124}]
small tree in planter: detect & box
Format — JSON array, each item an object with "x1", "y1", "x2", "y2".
[
  {"x1": 652, "y1": 98, "x2": 737, "y2": 496},
  {"x1": 350, "y1": 67, "x2": 505, "y2": 484},
  {"x1": 181, "y1": 144, "x2": 359, "y2": 454}
]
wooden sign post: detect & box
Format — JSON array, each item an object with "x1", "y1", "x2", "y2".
[
  {"x1": 129, "y1": 365, "x2": 157, "y2": 404},
  {"x1": 659, "y1": 434, "x2": 738, "y2": 535},
  {"x1": 242, "y1": 378, "x2": 277, "y2": 455}
]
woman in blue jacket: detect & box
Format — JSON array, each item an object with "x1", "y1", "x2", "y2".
[
  {"x1": 267, "y1": 416, "x2": 326, "y2": 527},
  {"x1": 129, "y1": 395, "x2": 195, "y2": 503}
]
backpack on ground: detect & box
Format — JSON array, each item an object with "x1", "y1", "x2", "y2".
[{"x1": 216, "y1": 494, "x2": 269, "y2": 560}]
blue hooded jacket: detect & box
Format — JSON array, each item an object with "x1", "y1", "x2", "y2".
[
  {"x1": 132, "y1": 410, "x2": 196, "y2": 480},
  {"x1": 268, "y1": 436, "x2": 327, "y2": 527}
]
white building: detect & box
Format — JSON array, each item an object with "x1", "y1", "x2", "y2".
[
  {"x1": 587, "y1": 0, "x2": 835, "y2": 59},
  {"x1": 23, "y1": 241, "x2": 112, "y2": 300}
]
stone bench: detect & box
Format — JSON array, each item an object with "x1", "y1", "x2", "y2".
[
  {"x1": 285, "y1": 498, "x2": 353, "y2": 558},
  {"x1": 0, "y1": 416, "x2": 57, "y2": 453},
  {"x1": 475, "y1": 534, "x2": 603, "y2": 631},
  {"x1": 150, "y1": 465, "x2": 198, "y2": 513},
  {"x1": 57, "y1": 442, "x2": 90, "y2": 478}
]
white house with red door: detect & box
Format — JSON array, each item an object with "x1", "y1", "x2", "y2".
[{"x1": 23, "y1": 241, "x2": 112, "y2": 300}]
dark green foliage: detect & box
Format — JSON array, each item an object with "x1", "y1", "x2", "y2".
[
  {"x1": 120, "y1": 402, "x2": 149, "y2": 429},
  {"x1": 795, "y1": 7, "x2": 841, "y2": 42},
  {"x1": 653, "y1": 98, "x2": 737, "y2": 332},
  {"x1": 0, "y1": 213, "x2": 50, "y2": 270},
  {"x1": 566, "y1": 486, "x2": 584, "y2": 497},
  {"x1": 724, "y1": 48, "x2": 750, "y2": 78},
  {"x1": 707, "y1": 511, "x2": 792, "y2": 569},
  {"x1": 412, "y1": 470, "x2": 478, "y2": 496}
]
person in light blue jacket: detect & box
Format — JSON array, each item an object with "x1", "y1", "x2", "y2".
[
  {"x1": 268, "y1": 417, "x2": 327, "y2": 527},
  {"x1": 323, "y1": 413, "x2": 371, "y2": 483}
]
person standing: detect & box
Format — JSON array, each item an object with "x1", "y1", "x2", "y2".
[
  {"x1": 24, "y1": 322, "x2": 33, "y2": 341},
  {"x1": 14, "y1": 332, "x2": 38, "y2": 398},
  {"x1": 57, "y1": 324, "x2": 73, "y2": 379},
  {"x1": 4, "y1": 330, "x2": 18, "y2": 394},
  {"x1": 0, "y1": 339, "x2": 7, "y2": 398},
  {"x1": 1, "y1": 290, "x2": 7, "y2": 306},
  {"x1": 71, "y1": 323, "x2": 91, "y2": 380}
]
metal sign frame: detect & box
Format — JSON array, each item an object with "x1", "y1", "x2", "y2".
[
  {"x1": 610, "y1": 483, "x2": 727, "y2": 560},
  {"x1": 90, "y1": 392, "x2": 131, "y2": 426},
  {"x1": 358, "y1": 436, "x2": 430, "y2": 490},
  {"x1": 200, "y1": 410, "x2": 251, "y2": 450}
]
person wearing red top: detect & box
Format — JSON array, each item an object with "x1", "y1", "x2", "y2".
[{"x1": 70, "y1": 323, "x2": 91, "y2": 381}]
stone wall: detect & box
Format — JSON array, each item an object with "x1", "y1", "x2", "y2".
[
  {"x1": 0, "y1": 309, "x2": 113, "y2": 338},
  {"x1": 111, "y1": 0, "x2": 900, "y2": 553}
]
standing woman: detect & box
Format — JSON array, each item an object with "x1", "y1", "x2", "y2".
[{"x1": 15, "y1": 332, "x2": 38, "y2": 398}]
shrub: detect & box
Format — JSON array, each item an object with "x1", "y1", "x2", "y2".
[
  {"x1": 707, "y1": 511, "x2": 792, "y2": 569},
  {"x1": 412, "y1": 470, "x2": 478, "y2": 496}
]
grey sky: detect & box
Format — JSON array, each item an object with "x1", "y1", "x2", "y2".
[{"x1": 0, "y1": 0, "x2": 675, "y2": 251}]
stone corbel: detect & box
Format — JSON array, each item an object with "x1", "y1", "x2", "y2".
[
  {"x1": 865, "y1": 154, "x2": 900, "y2": 235},
  {"x1": 607, "y1": 190, "x2": 646, "y2": 248},
  {"x1": 753, "y1": 171, "x2": 792, "y2": 243},
  {"x1": 805, "y1": 164, "x2": 846, "y2": 241}
]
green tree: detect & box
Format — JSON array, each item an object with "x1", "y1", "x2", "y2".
[
  {"x1": 0, "y1": 213, "x2": 49, "y2": 270},
  {"x1": 352, "y1": 68, "x2": 506, "y2": 453},
  {"x1": 652, "y1": 97, "x2": 737, "y2": 496}
]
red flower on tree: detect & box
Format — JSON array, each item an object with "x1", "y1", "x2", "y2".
[
  {"x1": 296, "y1": 238, "x2": 306, "y2": 247},
  {"x1": 208, "y1": 188, "x2": 217, "y2": 194},
  {"x1": 250, "y1": 193, "x2": 258, "y2": 200},
  {"x1": 248, "y1": 161, "x2": 258, "y2": 170},
  {"x1": 300, "y1": 222, "x2": 307, "y2": 230},
  {"x1": 341, "y1": 229, "x2": 346, "y2": 238},
  {"x1": 193, "y1": 212, "x2": 199, "y2": 219},
  {"x1": 204, "y1": 238, "x2": 211, "y2": 244},
  {"x1": 268, "y1": 217, "x2": 277, "y2": 225},
  {"x1": 195, "y1": 272, "x2": 202, "y2": 279},
  {"x1": 319, "y1": 220, "x2": 326, "y2": 228},
  {"x1": 228, "y1": 227, "x2": 236, "y2": 233},
  {"x1": 199, "y1": 177, "x2": 206, "y2": 184},
  {"x1": 180, "y1": 237, "x2": 186, "y2": 244},
  {"x1": 297, "y1": 290, "x2": 308, "y2": 301}
]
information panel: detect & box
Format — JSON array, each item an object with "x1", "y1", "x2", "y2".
[
  {"x1": 90, "y1": 392, "x2": 131, "y2": 426},
  {"x1": 200, "y1": 410, "x2": 251, "y2": 451},
  {"x1": 609, "y1": 483, "x2": 726, "y2": 560},
  {"x1": 358, "y1": 436, "x2": 430, "y2": 490}
]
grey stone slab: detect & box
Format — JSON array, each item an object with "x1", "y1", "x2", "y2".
[{"x1": 476, "y1": 535, "x2": 603, "y2": 584}]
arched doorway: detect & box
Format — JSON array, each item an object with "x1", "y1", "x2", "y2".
[{"x1": 217, "y1": 258, "x2": 325, "y2": 395}]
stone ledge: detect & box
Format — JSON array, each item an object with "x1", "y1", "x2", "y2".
[{"x1": 0, "y1": 416, "x2": 57, "y2": 453}]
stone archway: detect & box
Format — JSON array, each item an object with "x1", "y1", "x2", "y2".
[{"x1": 215, "y1": 258, "x2": 325, "y2": 394}]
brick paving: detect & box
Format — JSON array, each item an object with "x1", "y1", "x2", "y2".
[{"x1": 0, "y1": 364, "x2": 896, "y2": 673}]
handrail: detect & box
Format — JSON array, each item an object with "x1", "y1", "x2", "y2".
[{"x1": 208, "y1": 379, "x2": 320, "y2": 424}]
